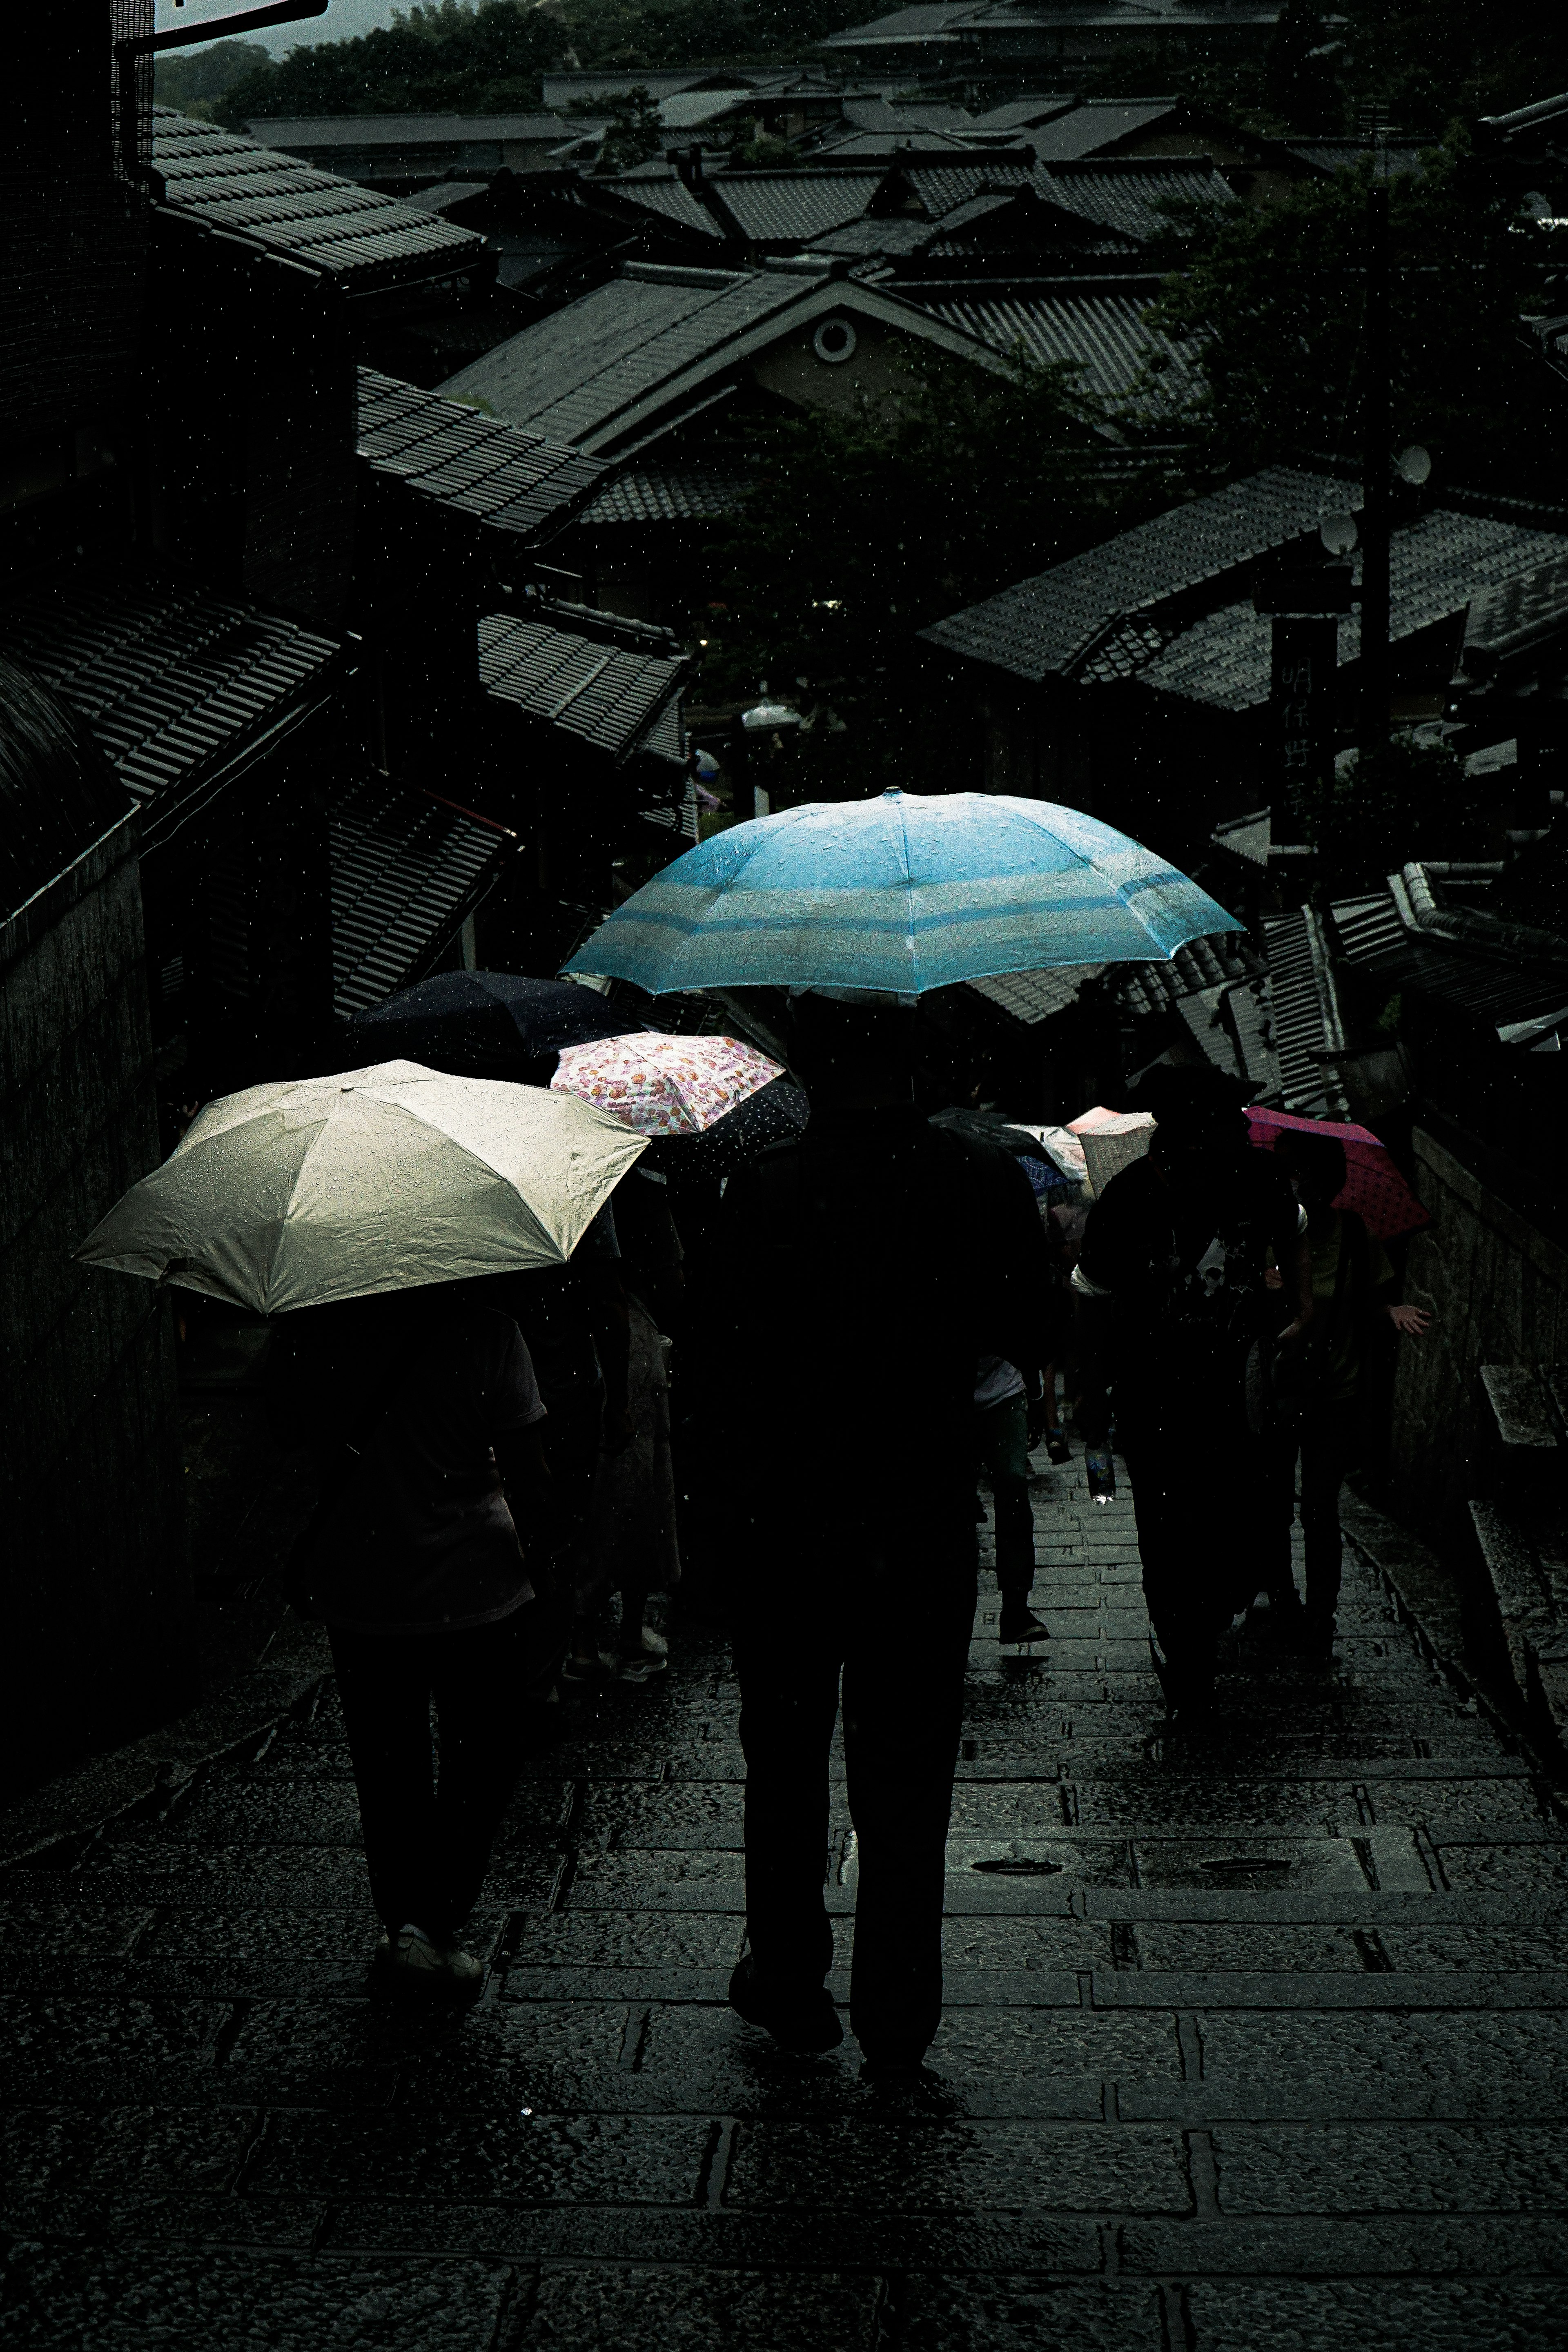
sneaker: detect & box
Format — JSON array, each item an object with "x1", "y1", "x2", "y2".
[
  {"x1": 998, "y1": 1606, "x2": 1048, "y2": 1645},
  {"x1": 375, "y1": 1927, "x2": 483, "y2": 1996},
  {"x1": 728, "y1": 1953, "x2": 843, "y2": 2053},
  {"x1": 1046, "y1": 1428, "x2": 1071, "y2": 1464},
  {"x1": 559, "y1": 1653, "x2": 616, "y2": 1686}
]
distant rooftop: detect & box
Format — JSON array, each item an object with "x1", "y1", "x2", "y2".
[{"x1": 152, "y1": 110, "x2": 486, "y2": 291}]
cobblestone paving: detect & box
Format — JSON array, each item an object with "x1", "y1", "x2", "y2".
[{"x1": 4, "y1": 1448, "x2": 1568, "y2": 2347}]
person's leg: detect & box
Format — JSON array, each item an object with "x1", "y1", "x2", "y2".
[
  {"x1": 328, "y1": 1626, "x2": 437, "y2": 1934},
  {"x1": 426, "y1": 1597, "x2": 568, "y2": 1940},
  {"x1": 732, "y1": 1552, "x2": 844, "y2": 2003},
  {"x1": 842, "y1": 1534, "x2": 976, "y2": 2065},
  {"x1": 1260, "y1": 1428, "x2": 1304, "y2": 1612},
  {"x1": 979, "y1": 1394, "x2": 1041, "y2": 1639},
  {"x1": 1123, "y1": 1437, "x2": 1238, "y2": 1711},
  {"x1": 1299, "y1": 1402, "x2": 1359, "y2": 1631}
]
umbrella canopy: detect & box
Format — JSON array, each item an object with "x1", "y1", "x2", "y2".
[
  {"x1": 75, "y1": 1061, "x2": 646, "y2": 1316},
  {"x1": 551, "y1": 1032, "x2": 783, "y2": 1137},
  {"x1": 642, "y1": 1073, "x2": 810, "y2": 1184},
  {"x1": 342, "y1": 971, "x2": 641, "y2": 1079},
  {"x1": 1245, "y1": 1107, "x2": 1430, "y2": 1242},
  {"x1": 563, "y1": 788, "x2": 1242, "y2": 997}
]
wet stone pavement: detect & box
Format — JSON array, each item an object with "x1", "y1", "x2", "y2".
[{"x1": 3, "y1": 1445, "x2": 1568, "y2": 2350}]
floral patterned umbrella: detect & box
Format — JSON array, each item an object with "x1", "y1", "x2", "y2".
[{"x1": 551, "y1": 1033, "x2": 784, "y2": 1138}]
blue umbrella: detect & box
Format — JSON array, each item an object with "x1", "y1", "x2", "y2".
[{"x1": 564, "y1": 789, "x2": 1242, "y2": 996}]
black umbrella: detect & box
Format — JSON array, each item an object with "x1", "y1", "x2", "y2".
[
  {"x1": 644, "y1": 1073, "x2": 810, "y2": 1184},
  {"x1": 341, "y1": 971, "x2": 644, "y2": 1082}
]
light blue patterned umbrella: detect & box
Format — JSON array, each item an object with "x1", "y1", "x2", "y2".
[{"x1": 565, "y1": 788, "x2": 1242, "y2": 996}]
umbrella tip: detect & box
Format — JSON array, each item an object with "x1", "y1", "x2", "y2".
[{"x1": 881, "y1": 786, "x2": 902, "y2": 799}]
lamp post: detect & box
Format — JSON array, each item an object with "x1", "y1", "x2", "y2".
[{"x1": 1361, "y1": 170, "x2": 1392, "y2": 755}]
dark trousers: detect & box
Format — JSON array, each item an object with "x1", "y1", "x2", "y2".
[
  {"x1": 1264, "y1": 1399, "x2": 1360, "y2": 1618},
  {"x1": 976, "y1": 1392, "x2": 1036, "y2": 1597},
  {"x1": 1122, "y1": 1425, "x2": 1265, "y2": 1682},
  {"x1": 731, "y1": 1526, "x2": 976, "y2": 2059},
  {"x1": 330, "y1": 1596, "x2": 564, "y2": 1944}
]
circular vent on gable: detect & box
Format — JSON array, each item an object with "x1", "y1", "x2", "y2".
[{"x1": 813, "y1": 317, "x2": 858, "y2": 365}]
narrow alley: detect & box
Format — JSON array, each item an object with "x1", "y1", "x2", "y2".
[{"x1": 2, "y1": 1441, "x2": 1564, "y2": 2348}]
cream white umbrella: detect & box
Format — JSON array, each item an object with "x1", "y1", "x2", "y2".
[{"x1": 75, "y1": 1060, "x2": 646, "y2": 1316}]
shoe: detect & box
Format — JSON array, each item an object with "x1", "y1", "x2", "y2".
[
  {"x1": 615, "y1": 1650, "x2": 668, "y2": 1684},
  {"x1": 1046, "y1": 1428, "x2": 1071, "y2": 1464},
  {"x1": 375, "y1": 1927, "x2": 483, "y2": 1996},
  {"x1": 859, "y1": 2047, "x2": 928, "y2": 2085},
  {"x1": 998, "y1": 1606, "x2": 1048, "y2": 1644},
  {"x1": 728, "y1": 1953, "x2": 843, "y2": 2053}
]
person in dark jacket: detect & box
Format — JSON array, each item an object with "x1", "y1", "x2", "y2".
[
  {"x1": 269, "y1": 1283, "x2": 566, "y2": 1995},
  {"x1": 1263, "y1": 1131, "x2": 1430, "y2": 1657},
  {"x1": 688, "y1": 991, "x2": 1041, "y2": 2080},
  {"x1": 1074, "y1": 1071, "x2": 1311, "y2": 1727}
]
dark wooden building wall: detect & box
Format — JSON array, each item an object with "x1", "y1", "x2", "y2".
[{"x1": 0, "y1": 815, "x2": 187, "y2": 1793}]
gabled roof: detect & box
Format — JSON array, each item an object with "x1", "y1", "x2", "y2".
[
  {"x1": 925, "y1": 468, "x2": 1568, "y2": 710},
  {"x1": 921, "y1": 468, "x2": 1361, "y2": 682},
  {"x1": 610, "y1": 174, "x2": 728, "y2": 239},
  {"x1": 356, "y1": 369, "x2": 610, "y2": 546},
  {"x1": 151, "y1": 110, "x2": 486, "y2": 293},
  {"x1": 1037, "y1": 157, "x2": 1236, "y2": 244},
  {"x1": 903, "y1": 158, "x2": 1033, "y2": 216},
  {"x1": 0, "y1": 568, "x2": 338, "y2": 854},
  {"x1": 909, "y1": 279, "x2": 1201, "y2": 412},
  {"x1": 330, "y1": 771, "x2": 510, "y2": 1019},
  {"x1": 705, "y1": 172, "x2": 887, "y2": 246},
  {"x1": 436, "y1": 262, "x2": 1005, "y2": 457},
  {"x1": 478, "y1": 604, "x2": 689, "y2": 761}
]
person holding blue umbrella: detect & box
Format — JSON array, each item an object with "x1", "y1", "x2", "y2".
[{"x1": 575, "y1": 790, "x2": 1243, "y2": 2074}]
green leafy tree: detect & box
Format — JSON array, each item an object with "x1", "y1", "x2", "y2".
[
  {"x1": 215, "y1": 2, "x2": 573, "y2": 125},
  {"x1": 1144, "y1": 137, "x2": 1564, "y2": 498},
  {"x1": 593, "y1": 86, "x2": 665, "y2": 171},
  {"x1": 154, "y1": 40, "x2": 270, "y2": 118},
  {"x1": 1298, "y1": 735, "x2": 1486, "y2": 895},
  {"x1": 701, "y1": 350, "x2": 1159, "y2": 796}
]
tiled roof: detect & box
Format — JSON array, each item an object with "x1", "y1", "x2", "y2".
[
  {"x1": 577, "y1": 465, "x2": 751, "y2": 525},
  {"x1": 151, "y1": 110, "x2": 486, "y2": 292},
  {"x1": 437, "y1": 268, "x2": 796, "y2": 448},
  {"x1": 967, "y1": 96, "x2": 1077, "y2": 132},
  {"x1": 437, "y1": 266, "x2": 999, "y2": 455},
  {"x1": 707, "y1": 173, "x2": 884, "y2": 244},
  {"x1": 1139, "y1": 507, "x2": 1568, "y2": 713},
  {"x1": 478, "y1": 606, "x2": 688, "y2": 760},
  {"x1": 357, "y1": 368, "x2": 610, "y2": 546},
  {"x1": 610, "y1": 174, "x2": 727, "y2": 238},
  {"x1": 967, "y1": 963, "x2": 1102, "y2": 1024},
  {"x1": 911, "y1": 281, "x2": 1201, "y2": 411},
  {"x1": 922, "y1": 467, "x2": 1361, "y2": 682},
  {"x1": 1330, "y1": 877, "x2": 1568, "y2": 1029},
  {"x1": 0, "y1": 568, "x2": 337, "y2": 854},
  {"x1": 905, "y1": 158, "x2": 1034, "y2": 216},
  {"x1": 329, "y1": 772, "x2": 509, "y2": 1018},
  {"x1": 1263, "y1": 906, "x2": 1350, "y2": 1118},
  {"x1": 1036, "y1": 159, "x2": 1236, "y2": 244},
  {"x1": 1286, "y1": 141, "x2": 1426, "y2": 180},
  {"x1": 248, "y1": 114, "x2": 569, "y2": 147},
  {"x1": 1029, "y1": 102, "x2": 1182, "y2": 163},
  {"x1": 1463, "y1": 553, "x2": 1568, "y2": 660}
]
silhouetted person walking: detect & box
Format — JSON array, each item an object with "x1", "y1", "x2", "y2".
[
  {"x1": 1074, "y1": 1071, "x2": 1310, "y2": 1728},
  {"x1": 691, "y1": 993, "x2": 1038, "y2": 2079}
]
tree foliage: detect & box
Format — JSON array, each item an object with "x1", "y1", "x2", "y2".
[
  {"x1": 212, "y1": 0, "x2": 868, "y2": 125},
  {"x1": 592, "y1": 87, "x2": 665, "y2": 172},
  {"x1": 1299, "y1": 735, "x2": 1486, "y2": 895},
  {"x1": 1145, "y1": 137, "x2": 1564, "y2": 497},
  {"x1": 698, "y1": 353, "x2": 1159, "y2": 795}
]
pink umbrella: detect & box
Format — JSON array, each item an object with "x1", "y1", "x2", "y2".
[
  {"x1": 1245, "y1": 1107, "x2": 1430, "y2": 1241},
  {"x1": 551, "y1": 1033, "x2": 784, "y2": 1138}
]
